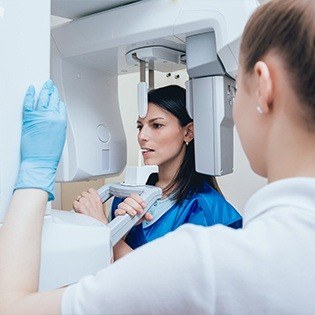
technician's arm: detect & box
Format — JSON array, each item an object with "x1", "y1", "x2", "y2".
[
  {"x1": 0, "y1": 80, "x2": 67, "y2": 314},
  {"x1": 0, "y1": 189, "x2": 65, "y2": 314},
  {"x1": 62, "y1": 224, "x2": 216, "y2": 314}
]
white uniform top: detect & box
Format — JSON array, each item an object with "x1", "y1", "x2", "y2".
[{"x1": 62, "y1": 177, "x2": 315, "y2": 314}]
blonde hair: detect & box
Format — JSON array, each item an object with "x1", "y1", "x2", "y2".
[{"x1": 240, "y1": 0, "x2": 315, "y2": 119}]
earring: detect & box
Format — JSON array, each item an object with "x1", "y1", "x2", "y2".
[
  {"x1": 185, "y1": 141, "x2": 189, "y2": 146},
  {"x1": 256, "y1": 105, "x2": 263, "y2": 114}
]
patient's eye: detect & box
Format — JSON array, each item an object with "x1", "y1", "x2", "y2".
[{"x1": 153, "y1": 123, "x2": 163, "y2": 129}]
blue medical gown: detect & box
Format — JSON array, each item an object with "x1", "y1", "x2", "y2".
[{"x1": 111, "y1": 182, "x2": 242, "y2": 250}]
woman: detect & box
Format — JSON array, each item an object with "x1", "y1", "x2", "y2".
[
  {"x1": 1, "y1": 0, "x2": 315, "y2": 313},
  {"x1": 74, "y1": 85, "x2": 242, "y2": 259}
]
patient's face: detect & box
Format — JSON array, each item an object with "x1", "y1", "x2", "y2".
[{"x1": 137, "y1": 103, "x2": 186, "y2": 169}]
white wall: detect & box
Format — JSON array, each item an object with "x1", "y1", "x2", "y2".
[{"x1": 0, "y1": 0, "x2": 50, "y2": 222}]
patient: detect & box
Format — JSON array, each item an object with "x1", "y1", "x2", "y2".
[{"x1": 73, "y1": 85, "x2": 242, "y2": 259}]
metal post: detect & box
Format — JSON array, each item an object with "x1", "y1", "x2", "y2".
[{"x1": 140, "y1": 60, "x2": 146, "y2": 82}]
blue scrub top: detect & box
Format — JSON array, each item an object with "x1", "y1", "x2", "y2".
[{"x1": 111, "y1": 181, "x2": 242, "y2": 250}]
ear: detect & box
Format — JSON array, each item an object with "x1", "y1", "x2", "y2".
[
  {"x1": 184, "y1": 122, "x2": 194, "y2": 144},
  {"x1": 253, "y1": 61, "x2": 274, "y2": 114}
]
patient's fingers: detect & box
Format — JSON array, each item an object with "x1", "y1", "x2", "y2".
[
  {"x1": 73, "y1": 189, "x2": 107, "y2": 224},
  {"x1": 121, "y1": 194, "x2": 146, "y2": 213},
  {"x1": 129, "y1": 193, "x2": 146, "y2": 208},
  {"x1": 114, "y1": 208, "x2": 127, "y2": 216},
  {"x1": 117, "y1": 201, "x2": 138, "y2": 216}
]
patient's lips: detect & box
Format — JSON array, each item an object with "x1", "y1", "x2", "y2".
[{"x1": 141, "y1": 147, "x2": 155, "y2": 157}]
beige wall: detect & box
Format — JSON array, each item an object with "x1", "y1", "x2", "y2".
[{"x1": 54, "y1": 179, "x2": 104, "y2": 211}]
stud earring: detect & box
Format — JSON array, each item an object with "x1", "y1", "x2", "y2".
[{"x1": 256, "y1": 105, "x2": 263, "y2": 114}]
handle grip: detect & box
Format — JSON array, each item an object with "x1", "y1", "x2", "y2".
[{"x1": 97, "y1": 183, "x2": 162, "y2": 246}]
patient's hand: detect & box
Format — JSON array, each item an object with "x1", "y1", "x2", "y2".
[
  {"x1": 115, "y1": 193, "x2": 153, "y2": 224},
  {"x1": 73, "y1": 188, "x2": 108, "y2": 224}
]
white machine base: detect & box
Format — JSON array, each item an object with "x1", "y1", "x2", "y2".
[{"x1": 39, "y1": 210, "x2": 111, "y2": 291}]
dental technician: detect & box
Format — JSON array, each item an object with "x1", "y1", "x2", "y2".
[{"x1": 0, "y1": 0, "x2": 315, "y2": 313}]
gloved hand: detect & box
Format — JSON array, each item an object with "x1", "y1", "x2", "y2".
[{"x1": 14, "y1": 79, "x2": 67, "y2": 201}]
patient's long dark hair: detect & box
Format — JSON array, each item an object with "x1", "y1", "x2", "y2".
[{"x1": 146, "y1": 85, "x2": 221, "y2": 204}]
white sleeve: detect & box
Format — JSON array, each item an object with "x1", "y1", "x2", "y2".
[{"x1": 62, "y1": 224, "x2": 216, "y2": 315}]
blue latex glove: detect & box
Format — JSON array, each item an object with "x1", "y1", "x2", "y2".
[{"x1": 14, "y1": 79, "x2": 67, "y2": 201}]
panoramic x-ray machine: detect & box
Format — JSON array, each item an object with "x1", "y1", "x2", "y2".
[{"x1": 0, "y1": 0, "x2": 260, "y2": 290}]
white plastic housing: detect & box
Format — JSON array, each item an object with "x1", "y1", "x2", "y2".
[
  {"x1": 40, "y1": 210, "x2": 110, "y2": 290},
  {"x1": 193, "y1": 76, "x2": 235, "y2": 175},
  {"x1": 123, "y1": 165, "x2": 159, "y2": 186},
  {"x1": 137, "y1": 82, "x2": 148, "y2": 118},
  {"x1": 51, "y1": 0, "x2": 259, "y2": 180},
  {"x1": 51, "y1": 40, "x2": 127, "y2": 182},
  {"x1": 51, "y1": 0, "x2": 259, "y2": 76}
]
